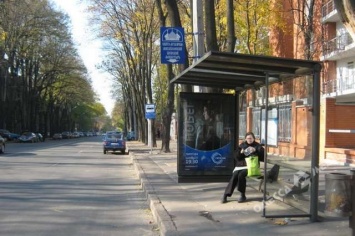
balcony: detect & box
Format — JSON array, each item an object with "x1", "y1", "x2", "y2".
[
  {"x1": 322, "y1": 33, "x2": 355, "y2": 60},
  {"x1": 322, "y1": 0, "x2": 340, "y2": 23},
  {"x1": 322, "y1": 76, "x2": 355, "y2": 102}
]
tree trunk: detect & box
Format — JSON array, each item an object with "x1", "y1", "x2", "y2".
[
  {"x1": 226, "y1": 0, "x2": 236, "y2": 52},
  {"x1": 204, "y1": 0, "x2": 218, "y2": 51},
  {"x1": 204, "y1": 0, "x2": 220, "y2": 93}
]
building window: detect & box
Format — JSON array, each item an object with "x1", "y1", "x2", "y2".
[
  {"x1": 261, "y1": 107, "x2": 278, "y2": 146},
  {"x1": 239, "y1": 92, "x2": 247, "y2": 139},
  {"x1": 346, "y1": 62, "x2": 355, "y2": 90},
  {"x1": 252, "y1": 107, "x2": 261, "y2": 139},
  {"x1": 278, "y1": 104, "x2": 291, "y2": 142},
  {"x1": 239, "y1": 111, "x2": 246, "y2": 139}
]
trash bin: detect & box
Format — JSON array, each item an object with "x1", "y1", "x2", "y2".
[{"x1": 325, "y1": 173, "x2": 352, "y2": 217}]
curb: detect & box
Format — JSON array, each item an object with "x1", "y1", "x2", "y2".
[{"x1": 130, "y1": 152, "x2": 179, "y2": 236}]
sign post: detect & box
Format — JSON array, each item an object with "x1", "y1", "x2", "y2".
[
  {"x1": 160, "y1": 27, "x2": 185, "y2": 64},
  {"x1": 145, "y1": 104, "x2": 156, "y2": 153}
]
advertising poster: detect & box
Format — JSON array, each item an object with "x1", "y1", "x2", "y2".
[{"x1": 178, "y1": 93, "x2": 235, "y2": 178}]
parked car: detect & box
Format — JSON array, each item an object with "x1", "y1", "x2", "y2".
[
  {"x1": 103, "y1": 133, "x2": 126, "y2": 154},
  {"x1": 36, "y1": 133, "x2": 44, "y2": 142},
  {"x1": 18, "y1": 132, "x2": 39, "y2": 143},
  {"x1": 9, "y1": 132, "x2": 20, "y2": 141},
  {"x1": 0, "y1": 129, "x2": 20, "y2": 141},
  {"x1": 0, "y1": 135, "x2": 5, "y2": 153},
  {"x1": 61, "y1": 131, "x2": 71, "y2": 139},
  {"x1": 52, "y1": 133, "x2": 62, "y2": 140},
  {"x1": 127, "y1": 131, "x2": 136, "y2": 141}
]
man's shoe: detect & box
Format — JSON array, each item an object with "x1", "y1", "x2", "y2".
[
  {"x1": 221, "y1": 195, "x2": 227, "y2": 204},
  {"x1": 238, "y1": 194, "x2": 246, "y2": 203}
]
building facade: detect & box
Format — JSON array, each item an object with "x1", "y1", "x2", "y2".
[
  {"x1": 241, "y1": 0, "x2": 355, "y2": 164},
  {"x1": 320, "y1": 0, "x2": 355, "y2": 164}
]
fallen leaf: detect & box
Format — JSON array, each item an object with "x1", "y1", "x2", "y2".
[{"x1": 274, "y1": 219, "x2": 288, "y2": 225}]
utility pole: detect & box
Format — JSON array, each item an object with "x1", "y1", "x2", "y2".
[
  {"x1": 0, "y1": 53, "x2": 9, "y2": 128},
  {"x1": 192, "y1": 0, "x2": 204, "y2": 92}
]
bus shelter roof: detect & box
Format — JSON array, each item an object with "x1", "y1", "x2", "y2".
[{"x1": 170, "y1": 51, "x2": 322, "y2": 90}]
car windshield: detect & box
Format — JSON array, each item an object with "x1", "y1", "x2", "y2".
[{"x1": 106, "y1": 134, "x2": 122, "y2": 139}]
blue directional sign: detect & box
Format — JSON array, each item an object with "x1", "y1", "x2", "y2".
[
  {"x1": 145, "y1": 104, "x2": 156, "y2": 119},
  {"x1": 160, "y1": 27, "x2": 185, "y2": 64}
]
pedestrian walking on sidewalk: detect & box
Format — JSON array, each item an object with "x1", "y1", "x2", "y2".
[{"x1": 221, "y1": 132, "x2": 264, "y2": 203}]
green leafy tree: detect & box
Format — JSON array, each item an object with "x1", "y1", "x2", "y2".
[{"x1": 0, "y1": 0, "x2": 99, "y2": 135}]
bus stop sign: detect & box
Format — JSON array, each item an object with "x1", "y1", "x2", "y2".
[{"x1": 145, "y1": 104, "x2": 156, "y2": 119}]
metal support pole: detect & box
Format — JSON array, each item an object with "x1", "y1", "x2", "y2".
[
  {"x1": 262, "y1": 72, "x2": 269, "y2": 217},
  {"x1": 310, "y1": 68, "x2": 321, "y2": 222},
  {"x1": 148, "y1": 119, "x2": 153, "y2": 154},
  {"x1": 192, "y1": 0, "x2": 204, "y2": 92},
  {"x1": 235, "y1": 90, "x2": 239, "y2": 147},
  {"x1": 350, "y1": 169, "x2": 355, "y2": 235}
]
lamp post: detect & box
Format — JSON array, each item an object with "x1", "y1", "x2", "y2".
[{"x1": 0, "y1": 52, "x2": 9, "y2": 128}]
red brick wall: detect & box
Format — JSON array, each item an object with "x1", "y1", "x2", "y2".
[
  {"x1": 247, "y1": 107, "x2": 253, "y2": 133},
  {"x1": 324, "y1": 98, "x2": 336, "y2": 147},
  {"x1": 292, "y1": 0, "x2": 323, "y2": 59},
  {"x1": 320, "y1": 96, "x2": 355, "y2": 163},
  {"x1": 323, "y1": 22, "x2": 336, "y2": 41},
  {"x1": 269, "y1": 0, "x2": 293, "y2": 58},
  {"x1": 324, "y1": 98, "x2": 355, "y2": 148},
  {"x1": 332, "y1": 110, "x2": 355, "y2": 148},
  {"x1": 323, "y1": 61, "x2": 336, "y2": 82}
]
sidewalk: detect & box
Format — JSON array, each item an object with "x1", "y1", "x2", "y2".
[{"x1": 128, "y1": 140, "x2": 352, "y2": 236}]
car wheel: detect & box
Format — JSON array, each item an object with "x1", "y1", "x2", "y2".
[
  {"x1": 121, "y1": 150, "x2": 125, "y2": 154},
  {"x1": 0, "y1": 144, "x2": 4, "y2": 154},
  {"x1": 103, "y1": 150, "x2": 107, "y2": 154}
]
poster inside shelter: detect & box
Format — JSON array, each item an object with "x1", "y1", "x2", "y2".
[{"x1": 178, "y1": 93, "x2": 235, "y2": 175}]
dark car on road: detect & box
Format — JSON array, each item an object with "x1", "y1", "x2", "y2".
[
  {"x1": 52, "y1": 133, "x2": 62, "y2": 140},
  {"x1": 61, "y1": 131, "x2": 71, "y2": 139},
  {"x1": 103, "y1": 133, "x2": 126, "y2": 154},
  {"x1": 127, "y1": 131, "x2": 136, "y2": 141},
  {"x1": 0, "y1": 135, "x2": 5, "y2": 153},
  {"x1": 0, "y1": 129, "x2": 20, "y2": 141},
  {"x1": 36, "y1": 133, "x2": 44, "y2": 142},
  {"x1": 18, "y1": 132, "x2": 39, "y2": 143}
]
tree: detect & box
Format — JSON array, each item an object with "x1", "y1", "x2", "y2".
[
  {"x1": 287, "y1": 0, "x2": 320, "y2": 104},
  {"x1": 226, "y1": 0, "x2": 236, "y2": 53},
  {"x1": 87, "y1": 0, "x2": 160, "y2": 144},
  {"x1": 334, "y1": 0, "x2": 355, "y2": 40},
  {"x1": 156, "y1": 0, "x2": 193, "y2": 152},
  {"x1": 0, "y1": 0, "x2": 99, "y2": 135}
]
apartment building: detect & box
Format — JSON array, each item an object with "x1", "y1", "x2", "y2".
[
  {"x1": 320, "y1": 0, "x2": 355, "y2": 164},
  {"x1": 241, "y1": 0, "x2": 355, "y2": 165}
]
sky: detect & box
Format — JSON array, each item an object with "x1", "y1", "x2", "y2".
[{"x1": 52, "y1": 0, "x2": 115, "y2": 116}]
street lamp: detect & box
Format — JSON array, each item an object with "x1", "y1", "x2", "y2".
[{"x1": 0, "y1": 52, "x2": 9, "y2": 128}]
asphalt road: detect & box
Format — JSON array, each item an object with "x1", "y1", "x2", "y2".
[{"x1": 0, "y1": 137, "x2": 159, "y2": 236}]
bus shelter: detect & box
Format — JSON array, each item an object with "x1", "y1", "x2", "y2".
[{"x1": 170, "y1": 51, "x2": 322, "y2": 222}]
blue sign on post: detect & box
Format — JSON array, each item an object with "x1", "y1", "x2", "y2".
[
  {"x1": 160, "y1": 27, "x2": 185, "y2": 64},
  {"x1": 145, "y1": 104, "x2": 156, "y2": 119}
]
